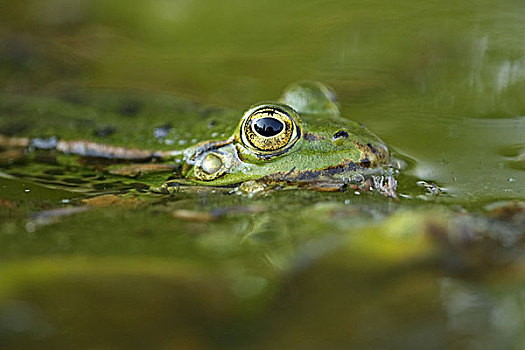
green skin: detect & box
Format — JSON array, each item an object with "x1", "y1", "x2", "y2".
[
  {"x1": 0, "y1": 81, "x2": 394, "y2": 195},
  {"x1": 176, "y1": 81, "x2": 391, "y2": 191}
]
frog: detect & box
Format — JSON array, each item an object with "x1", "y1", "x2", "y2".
[
  {"x1": 162, "y1": 81, "x2": 395, "y2": 196},
  {"x1": 0, "y1": 82, "x2": 396, "y2": 197}
]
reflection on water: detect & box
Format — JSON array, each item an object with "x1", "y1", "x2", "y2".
[
  {"x1": 1, "y1": 0, "x2": 525, "y2": 348},
  {"x1": 406, "y1": 116, "x2": 525, "y2": 200},
  {"x1": 441, "y1": 278, "x2": 525, "y2": 349}
]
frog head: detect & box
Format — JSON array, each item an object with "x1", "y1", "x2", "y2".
[{"x1": 180, "y1": 82, "x2": 391, "y2": 190}]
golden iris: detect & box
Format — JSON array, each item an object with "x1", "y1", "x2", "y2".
[{"x1": 240, "y1": 106, "x2": 299, "y2": 154}]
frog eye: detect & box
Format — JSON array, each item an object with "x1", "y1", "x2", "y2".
[{"x1": 240, "y1": 105, "x2": 300, "y2": 155}]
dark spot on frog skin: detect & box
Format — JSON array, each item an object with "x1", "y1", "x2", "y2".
[
  {"x1": 360, "y1": 157, "x2": 371, "y2": 168},
  {"x1": 94, "y1": 125, "x2": 117, "y2": 138},
  {"x1": 0, "y1": 121, "x2": 29, "y2": 136},
  {"x1": 200, "y1": 107, "x2": 222, "y2": 118},
  {"x1": 353, "y1": 140, "x2": 386, "y2": 162},
  {"x1": 333, "y1": 130, "x2": 349, "y2": 140},
  {"x1": 71, "y1": 118, "x2": 96, "y2": 130},
  {"x1": 353, "y1": 140, "x2": 365, "y2": 149},
  {"x1": 120, "y1": 101, "x2": 140, "y2": 116},
  {"x1": 303, "y1": 132, "x2": 325, "y2": 141},
  {"x1": 283, "y1": 167, "x2": 297, "y2": 181}
]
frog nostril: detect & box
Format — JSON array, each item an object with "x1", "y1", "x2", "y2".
[{"x1": 332, "y1": 130, "x2": 349, "y2": 141}]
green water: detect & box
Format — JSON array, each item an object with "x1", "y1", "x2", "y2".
[{"x1": 1, "y1": 0, "x2": 525, "y2": 349}]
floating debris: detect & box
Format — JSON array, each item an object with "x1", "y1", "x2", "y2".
[
  {"x1": 81, "y1": 194, "x2": 140, "y2": 207},
  {"x1": 172, "y1": 209, "x2": 216, "y2": 222},
  {"x1": 27, "y1": 206, "x2": 90, "y2": 231},
  {"x1": 0, "y1": 148, "x2": 26, "y2": 164},
  {"x1": 109, "y1": 163, "x2": 178, "y2": 177},
  {"x1": 0, "y1": 198, "x2": 14, "y2": 208},
  {"x1": 173, "y1": 205, "x2": 266, "y2": 222},
  {"x1": 416, "y1": 180, "x2": 445, "y2": 196},
  {"x1": 56, "y1": 140, "x2": 155, "y2": 160}
]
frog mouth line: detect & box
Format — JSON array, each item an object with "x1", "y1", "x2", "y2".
[
  {"x1": 258, "y1": 163, "x2": 397, "y2": 197},
  {"x1": 260, "y1": 161, "x2": 384, "y2": 183}
]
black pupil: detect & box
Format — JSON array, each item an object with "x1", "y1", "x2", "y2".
[{"x1": 253, "y1": 117, "x2": 284, "y2": 137}]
